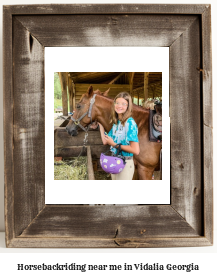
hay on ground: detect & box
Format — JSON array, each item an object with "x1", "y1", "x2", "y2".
[{"x1": 54, "y1": 157, "x2": 88, "y2": 180}]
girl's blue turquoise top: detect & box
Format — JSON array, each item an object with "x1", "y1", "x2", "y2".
[{"x1": 108, "y1": 117, "x2": 139, "y2": 157}]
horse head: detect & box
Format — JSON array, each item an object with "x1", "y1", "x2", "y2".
[{"x1": 66, "y1": 85, "x2": 110, "y2": 136}]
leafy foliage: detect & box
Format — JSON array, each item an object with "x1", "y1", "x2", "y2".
[
  {"x1": 54, "y1": 98, "x2": 62, "y2": 111},
  {"x1": 54, "y1": 72, "x2": 62, "y2": 100}
]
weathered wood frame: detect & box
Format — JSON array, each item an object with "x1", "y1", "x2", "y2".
[{"x1": 3, "y1": 4, "x2": 212, "y2": 248}]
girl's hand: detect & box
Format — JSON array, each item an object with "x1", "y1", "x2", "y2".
[
  {"x1": 90, "y1": 121, "x2": 99, "y2": 129},
  {"x1": 104, "y1": 135, "x2": 115, "y2": 147}
]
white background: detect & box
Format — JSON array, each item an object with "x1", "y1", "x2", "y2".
[
  {"x1": 0, "y1": 0, "x2": 216, "y2": 277},
  {"x1": 45, "y1": 47, "x2": 170, "y2": 204}
]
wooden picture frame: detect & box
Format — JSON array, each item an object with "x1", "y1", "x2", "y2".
[{"x1": 3, "y1": 4, "x2": 213, "y2": 248}]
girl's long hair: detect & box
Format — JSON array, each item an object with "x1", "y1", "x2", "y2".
[{"x1": 110, "y1": 92, "x2": 133, "y2": 126}]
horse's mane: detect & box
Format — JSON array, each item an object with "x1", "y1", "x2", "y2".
[
  {"x1": 94, "y1": 91, "x2": 114, "y2": 106},
  {"x1": 133, "y1": 103, "x2": 149, "y2": 114},
  {"x1": 94, "y1": 90, "x2": 113, "y2": 99}
]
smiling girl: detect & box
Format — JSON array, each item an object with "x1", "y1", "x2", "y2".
[{"x1": 98, "y1": 92, "x2": 140, "y2": 180}]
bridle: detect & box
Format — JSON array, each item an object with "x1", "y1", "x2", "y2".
[
  {"x1": 70, "y1": 94, "x2": 97, "y2": 132},
  {"x1": 68, "y1": 94, "x2": 97, "y2": 157}
]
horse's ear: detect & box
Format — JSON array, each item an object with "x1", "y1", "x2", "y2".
[
  {"x1": 86, "y1": 86, "x2": 94, "y2": 97},
  {"x1": 103, "y1": 88, "x2": 110, "y2": 96},
  {"x1": 94, "y1": 89, "x2": 101, "y2": 94}
]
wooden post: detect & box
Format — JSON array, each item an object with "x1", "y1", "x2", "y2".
[
  {"x1": 58, "y1": 72, "x2": 68, "y2": 116},
  {"x1": 87, "y1": 146, "x2": 95, "y2": 180},
  {"x1": 72, "y1": 82, "x2": 76, "y2": 112},
  {"x1": 68, "y1": 74, "x2": 73, "y2": 113},
  {"x1": 128, "y1": 72, "x2": 135, "y2": 101},
  {"x1": 152, "y1": 84, "x2": 156, "y2": 99},
  {"x1": 144, "y1": 72, "x2": 149, "y2": 102}
]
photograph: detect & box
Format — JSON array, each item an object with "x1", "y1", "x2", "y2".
[
  {"x1": 45, "y1": 47, "x2": 169, "y2": 205},
  {"x1": 54, "y1": 72, "x2": 162, "y2": 181},
  {"x1": 2, "y1": 1, "x2": 214, "y2": 258}
]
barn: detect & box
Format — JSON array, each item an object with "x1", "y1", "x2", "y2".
[{"x1": 57, "y1": 72, "x2": 162, "y2": 115}]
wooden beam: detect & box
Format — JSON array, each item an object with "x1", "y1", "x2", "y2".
[
  {"x1": 149, "y1": 84, "x2": 156, "y2": 99},
  {"x1": 72, "y1": 82, "x2": 76, "y2": 110},
  {"x1": 133, "y1": 86, "x2": 144, "y2": 92},
  {"x1": 87, "y1": 146, "x2": 95, "y2": 180},
  {"x1": 58, "y1": 72, "x2": 68, "y2": 116},
  {"x1": 68, "y1": 74, "x2": 73, "y2": 112},
  {"x1": 109, "y1": 72, "x2": 125, "y2": 84},
  {"x1": 144, "y1": 72, "x2": 149, "y2": 101},
  {"x1": 128, "y1": 72, "x2": 135, "y2": 97}
]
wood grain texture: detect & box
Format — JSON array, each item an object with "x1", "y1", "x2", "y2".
[
  {"x1": 12, "y1": 17, "x2": 45, "y2": 237},
  {"x1": 202, "y1": 6, "x2": 212, "y2": 128},
  {"x1": 87, "y1": 146, "x2": 95, "y2": 180},
  {"x1": 16, "y1": 15, "x2": 198, "y2": 47},
  {"x1": 7, "y1": 236, "x2": 212, "y2": 248},
  {"x1": 55, "y1": 145, "x2": 110, "y2": 159},
  {"x1": 68, "y1": 76, "x2": 73, "y2": 112},
  {"x1": 54, "y1": 128, "x2": 110, "y2": 158},
  {"x1": 201, "y1": 6, "x2": 213, "y2": 244},
  {"x1": 55, "y1": 128, "x2": 103, "y2": 148},
  {"x1": 4, "y1": 4, "x2": 208, "y2": 15},
  {"x1": 203, "y1": 125, "x2": 213, "y2": 243},
  {"x1": 55, "y1": 146, "x2": 86, "y2": 158},
  {"x1": 3, "y1": 4, "x2": 212, "y2": 248},
  {"x1": 58, "y1": 72, "x2": 68, "y2": 116},
  {"x1": 170, "y1": 17, "x2": 202, "y2": 235},
  {"x1": 3, "y1": 6, "x2": 14, "y2": 246},
  {"x1": 20, "y1": 205, "x2": 199, "y2": 238}
]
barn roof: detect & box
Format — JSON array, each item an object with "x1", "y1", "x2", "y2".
[{"x1": 69, "y1": 72, "x2": 162, "y2": 98}]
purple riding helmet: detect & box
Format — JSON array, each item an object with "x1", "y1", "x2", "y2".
[{"x1": 100, "y1": 145, "x2": 126, "y2": 174}]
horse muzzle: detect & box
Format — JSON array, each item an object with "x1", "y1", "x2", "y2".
[{"x1": 66, "y1": 124, "x2": 78, "y2": 136}]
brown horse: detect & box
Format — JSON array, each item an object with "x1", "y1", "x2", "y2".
[{"x1": 66, "y1": 86, "x2": 162, "y2": 180}]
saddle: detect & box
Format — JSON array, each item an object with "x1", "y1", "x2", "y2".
[{"x1": 149, "y1": 101, "x2": 162, "y2": 142}]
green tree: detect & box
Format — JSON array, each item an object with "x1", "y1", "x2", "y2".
[{"x1": 54, "y1": 72, "x2": 62, "y2": 100}]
